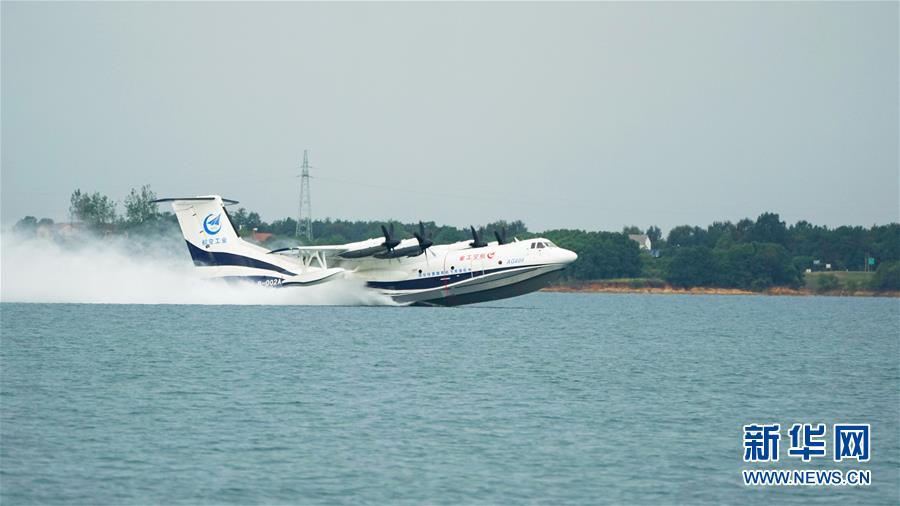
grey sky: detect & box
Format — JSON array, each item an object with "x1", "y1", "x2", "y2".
[{"x1": 2, "y1": 1, "x2": 898, "y2": 233}]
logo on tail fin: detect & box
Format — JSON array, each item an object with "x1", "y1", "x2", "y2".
[{"x1": 203, "y1": 213, "x2": 223, "y2": 235}]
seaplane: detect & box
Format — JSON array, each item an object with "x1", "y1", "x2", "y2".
[{"x1": 154, "y1": 195, "x2": 577, "y2": 306}]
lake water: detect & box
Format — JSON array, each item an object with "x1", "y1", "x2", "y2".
[{"x1": 1, "y1": 293, "x2": 898, "y2": 504}]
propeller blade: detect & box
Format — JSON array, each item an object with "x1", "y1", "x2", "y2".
[
  {"x1": 410, "y1": 221, "x2": 433, "y2": 256},
  {"x1": 381, "y1": 224, "x2": 400, "y2": 250},
  {"x1": 494, "y1": 227, "x2": 508, "y2": 245},
  {"x1": 470, "y1": 226, "x2": 487, "y2": 248}
]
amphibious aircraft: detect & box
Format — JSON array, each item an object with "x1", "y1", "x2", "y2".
[{"x1": 154, "y1": 195, "x2": 577, "y2": 306}]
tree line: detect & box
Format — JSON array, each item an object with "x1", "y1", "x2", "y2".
[
  {"x1": 650, "y1": 213, "x2": 899, "y2": 291},
  {"x1": 11, "y1": 187, "x2": 900, "y2": 291},
  {"x1": 13, "y1": 186, "x2": 179, "y2": 237}
]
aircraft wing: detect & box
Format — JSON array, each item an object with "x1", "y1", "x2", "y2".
[
  {"x1": 267, "y1": 223, "x2": 431, "y2": 259},
  {"x1": 268, "y1": 245, "x2": 350, "y2": 255},
  {"x1": 268, "y1": 238, "x2": 386, "y2": 258},
  {"x1": 268, "y1": 237, "x2": 411, "y2": 259}
]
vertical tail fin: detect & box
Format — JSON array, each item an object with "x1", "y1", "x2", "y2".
[
  {"x1": 153, "y1": 195, "x2": 298, "y2": 276},
  {"x1": 153, "y1": 196, "x2": 241, "y2": 250}
]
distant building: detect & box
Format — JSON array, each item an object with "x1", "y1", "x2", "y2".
[
  {"x1": 252, "y1": 231, "x2": 273, "y2": 243},
  {"x1": 628, "y1": 234, "x2": 652, "y2": 251}
]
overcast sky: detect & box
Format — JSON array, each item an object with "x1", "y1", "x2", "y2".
[{"x1": 2, "y1": 1, "x2": 897, "y2": 233}]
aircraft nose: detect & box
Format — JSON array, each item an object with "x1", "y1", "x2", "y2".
[{"x1": 562, "y1": 248, "x2": 577, "y2": 264}]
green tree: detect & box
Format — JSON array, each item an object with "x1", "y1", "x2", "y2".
[
  {"x1": 645, "y1": 226, "x2": 663, "y2": 249},
  {"x1": 792, "y1": 256, "x2": 814, "y2": 274},
  {"x1": 432, "y1": 227, "x2": 468, "y2": 244},
  {"x1": 543, "y1": 230, "x2": 641, "y2": 280},
  {"x1": 734, "y1": 218, "x2": 755, "y2": 243},
  {"x1": 667, "y1": 225, "x2": 707, "y2": 248},
  {"x1": 13, "y1": 216, "x2": 38, "y2": 235},
  {"x1": 640, "y1": 251, "x2": 668, "y2": 279},
  {"x1": 665, "y1": 246, "x2": 717, "y2": 287},
  {"x1": 245, "y1": 211, "x2": 262, "y2": 231},
  {"x1": 870, "y1": 261, "x2": 900, "y2": 291},
  {"x1": 229, "y1": 208, "x2": 249, "y2": 233},
  {"x1": 750, "y1": 212, "x2": 788, "y2": 245},
  {"x1": 123, "y1": 185, "x2": 160, "y2": 226},
  {"x1": 714, "y1": 242, "x2": 800, "y2": 290},
  {"x1": 267, "y1": 217, "x2": 298, "y2": 236},
  {"x1": 483, "y1": 220, "x2": 528, "y2": 240},
  {"x1": 868, "y1": 224, "x2": 900, "y2": 263},
  {"x1": 706, "y1": 221, "x2": 736, "y2": 248},
  {"x1": 69, "y1": 189, "x2": 117, "y2": 228}
]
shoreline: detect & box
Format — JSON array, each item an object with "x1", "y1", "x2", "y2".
[{"x1": 543, "y1": 282, "x2": 900, "y2": 298}]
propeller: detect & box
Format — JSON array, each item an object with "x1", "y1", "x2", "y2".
[
  {"x1": 494, "y1": 227, "x2": 508, "y2": 245},
  {"x1": 381, "y1": 223, "x2": 401, "y2": 252},
  {"x1": 411, "y1": 221, "x2": 433, "y2": 256},
  {"x1": 470, "y1": 226, "x2": 487, "y2": 248}
]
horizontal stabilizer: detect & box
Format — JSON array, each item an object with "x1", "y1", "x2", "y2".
[
  {"x1": 268, "y1": 245, "x2": 348, "y2": 255},
  {"x1": 152, "y1": 197, "x2": 240, "y2": 205}
]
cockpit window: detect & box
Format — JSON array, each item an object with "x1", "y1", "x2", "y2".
[
  {"x1": 536, "y1": 242, "x2": 545, "y2": 249},
  {"x1": 545, "y1": 241, "x2": 556, "y2": 248}
]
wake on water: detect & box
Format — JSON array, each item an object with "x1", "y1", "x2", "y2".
[{"x1": 0, "y1": 232, "x2": 398, "y2": 306}]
